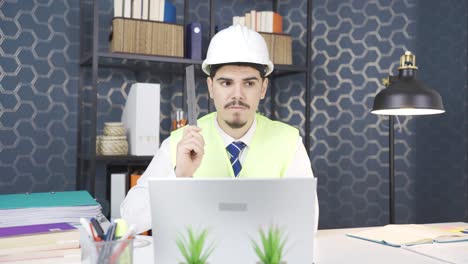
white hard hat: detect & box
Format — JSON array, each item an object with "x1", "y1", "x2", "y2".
[{"x1": 202, "y1": 25, "x2": 274, "y2": 76}]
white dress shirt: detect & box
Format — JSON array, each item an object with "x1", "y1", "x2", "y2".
[{"x1": 121, "y1": 115, "x2": 318, "y2": 234}]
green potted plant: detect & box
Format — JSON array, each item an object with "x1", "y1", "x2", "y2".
[
  {"x1": 251, "y1": 225, "x2": 288, "y2": 264},
  {"x1": 176, "y1": 226, "x2": 215, "y2": 264}
]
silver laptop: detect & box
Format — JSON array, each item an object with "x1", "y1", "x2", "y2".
[{"x1": 148, "y1": 178, "x2": 316, "y2": 264}]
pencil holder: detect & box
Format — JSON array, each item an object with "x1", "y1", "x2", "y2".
[{"x1": 82, "y1": 236, "x2": 134, "y2": 264}]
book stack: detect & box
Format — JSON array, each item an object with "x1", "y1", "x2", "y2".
[
  {"x1": 233, "y1": 11, "x2": 292, "y2": 65},
  {"x1": 0, "y1": 223, "x2": 81, "y2": 264},
  {"x1": 259, "y1": 32, "x2": 292, "y2": 65},
  {"x1": 0, "y1": 191, "x2": 102, "y2": 228},
  {"x1": 111, "y1": 0, "x2": 183, "y2": 57},
  {"x1": 233, "y1": 11, "x2": 283, "y2": 33}
]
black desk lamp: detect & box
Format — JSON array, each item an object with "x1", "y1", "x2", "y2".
[{"x1": 371, "y1": 51, "x2": 445, "y2": 224}]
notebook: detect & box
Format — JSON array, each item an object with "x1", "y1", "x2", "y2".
[
  {"x1": 347, "y1": 224, "x2": 468, "y2": 247},
  {"x1": 0, "y1": 191, "x2": 101, "y2": 227},
  {"x1": 148, "y1": 178, "x2": 317, "y2": 264}
]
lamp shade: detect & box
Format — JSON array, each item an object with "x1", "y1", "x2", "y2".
[{"x1": 371, "y1": 51, "x2": 445, "y2": 116}]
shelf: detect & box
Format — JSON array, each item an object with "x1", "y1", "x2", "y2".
[
  {"x1": 80, "y1": 52, "x2": 306, "y2": 76},
  {"x1": 79, "y1": 154, "x2": 153, "y2": 164},
  {"x1": 80, "y1": 52, "x2": 203, "y2": 72}
]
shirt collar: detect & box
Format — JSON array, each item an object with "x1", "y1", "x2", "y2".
[{"x1": 213, "y1": 113, "x2": 256, "y2": 148}]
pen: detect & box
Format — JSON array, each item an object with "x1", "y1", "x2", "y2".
[
  {"x1": 98, "y1": 222, "x2": 117, "y2": 263},
  {"x1": 90, "y1": 217, "x2": 105, "y2": 240},
  {"x1": 80, "y1": 217, "x2": 93, "y2": 238},
  {"x1": 109, "y1": 224, "x2": 136, "y2": 264},
  {"x1": 89, "y1": 222, "x2": 102, "y2": 242},
  {"x1": 114, "y1": 219, "x2": 128, "y2": 239}
]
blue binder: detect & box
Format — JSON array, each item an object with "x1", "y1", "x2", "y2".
[{"x1": 164, "y1": 0, "x2": 176, "y2": 23}]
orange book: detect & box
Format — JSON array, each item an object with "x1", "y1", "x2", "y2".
[
  {"x1": 130, "y1": 173, "x2": 141, "y2": 188},
  {"x1": 129, "y1": 171, "x2": 150, "y2": 236},
  {"x1": 273, "y1": 12, "x2": 282, "y2": 33}
]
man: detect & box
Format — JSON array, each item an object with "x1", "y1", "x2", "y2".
[{"x1": 121, "y1": 25, "x2": 318, "y2": 234}]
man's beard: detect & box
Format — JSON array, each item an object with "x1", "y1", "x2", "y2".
[
  {"x1": 223, "y1": 100, "x2": 250, "y2": 129},
  {"x1": 225, "y1": 117, "x2": 247, "y2": 129}
]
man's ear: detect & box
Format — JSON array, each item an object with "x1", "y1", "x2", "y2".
[
  {"x1": 260, "y1": 78, "x2": 269, "y2": 99},
  {"x1": 207, "y1": 77, "x2": 214, "y2": 99}
]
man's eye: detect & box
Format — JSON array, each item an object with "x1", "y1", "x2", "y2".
[
  {"x1": 245, "y1": 81, "x2": 255, "y2": 87},
  {"x1": 221, "y1": 81, "x2": 231, "y2": 86}
]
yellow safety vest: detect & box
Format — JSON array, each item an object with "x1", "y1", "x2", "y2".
[{"x1": 170, "y1": 112, "x2": 298, "y2": 178}]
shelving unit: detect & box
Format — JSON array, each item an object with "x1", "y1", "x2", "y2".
[{"x1": 76, "y1": 0, "x2": 312, "y2": 196}]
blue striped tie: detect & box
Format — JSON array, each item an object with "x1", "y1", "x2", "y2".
[{"x1": 226, "y1": 141, "x2": 246, "y2": 177}]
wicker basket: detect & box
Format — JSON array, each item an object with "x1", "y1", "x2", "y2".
[
  {"x1": 99, "y1": 135, "x2": 128, "y2": 155},
  {"x1": 96, "y1": 135, "x2": 102, "y2": 154},
  {"x1": 103, "y1": 122, "x2": 126, "y2": 136}
]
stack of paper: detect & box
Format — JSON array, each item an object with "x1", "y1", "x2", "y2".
[
  {"x1": 0, "y1": 191, "x2": 101, "y2": 228},
  {"x1": 0, "y1": 222, "x2": 81, "y2": 263}
]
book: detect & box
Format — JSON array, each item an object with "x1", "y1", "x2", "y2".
[
  {"x1": 0, "y1": 191, "x2": 98, "y2": 209},
  {"x1": 123, "y1": 18, "x2": 137, "y2": 53},
  {"x1": 273, "y1": 12, "x2": 282, "y2": 33},
  {"x1": 259, "y1": 32, "x2": 292, "y2": 65},
  {"x1": 0, "y1": 222, "x2": 76, "y2": 238},
  {"x1": 164, "y1": 0, "x2": 176, "y2": 23},
  {"x1": 111, "y1": 18, "x2": 124, "y2": 52},
  {"x1": 0, "y1": 223, "x2": 80, "y2": 255},
  {"x1": 132, "y1": 0, "x2": 142, "y2": 19},
  {"x1": 403, "y1": 240, "x2": 468, "y2": 264},
  {"x1": 0, "y1": 247, "x2": 81, "y2": 263},
  {"x1": 347, "y1": 224, "x2": 468, "y2": 247},
  {"x1": 149, "y1": 0, "x2": 161, "y2": 21},
  {"x1": 136, "y1": 19, "x2": 153, "y2": 54},
  {"x1": 123, "y1": 0, "x2": 131, "y2": 18},
  {"x1": 130, "y1": 171, "x2": 143, "y2": 188},
  {"x1": 114, "y1": 0, "x2": 123, "y2": 17},
  {"x1": 129, "y1": 171, "x2": 150, "y2": 236},
  {"x1": 0, "y1": 191, "x2": 101, "y2": 227}
]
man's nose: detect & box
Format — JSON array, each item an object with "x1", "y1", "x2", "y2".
[{"x1": 231, "y1": 83, "x2": 244, "y2": 99}]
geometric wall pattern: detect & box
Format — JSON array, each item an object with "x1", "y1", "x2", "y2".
[
  {"x1": 0, "y1": 0, "x2": 467, "y2": 228},
  {"x1": 0, "y1": 0, "x2": 79, "y2": 193}
]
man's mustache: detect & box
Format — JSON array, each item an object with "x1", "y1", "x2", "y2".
[{"x1": 224, "y1": 100, "x2": 250, "y2": 109}]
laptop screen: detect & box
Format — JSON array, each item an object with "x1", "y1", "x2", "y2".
[{"x1": 149, "y1": 178, "x2": 317, "y2": 264}]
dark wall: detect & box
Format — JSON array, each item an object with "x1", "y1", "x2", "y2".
[
  {"x1": 0, "y1": 0, "x2": 79, "y2": 193},
  {"x1": 413, "y1": 0, "x2": 467, "y2": 223},
  {"x1": 0, "y1": 0, "x2": 467, "y2": 228}
]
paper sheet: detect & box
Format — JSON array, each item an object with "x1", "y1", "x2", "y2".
[{"x1": 403, "y1": 242, "x2": 468, "y2": 264}]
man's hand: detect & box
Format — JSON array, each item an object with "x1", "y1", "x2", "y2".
[{"x1": 175, "y1": 126, "x2": 205, "y2": 177}]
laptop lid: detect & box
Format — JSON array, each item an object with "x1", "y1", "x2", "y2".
[{"x1": 149, "y1": 178, "x2": 316, "y2": 264}]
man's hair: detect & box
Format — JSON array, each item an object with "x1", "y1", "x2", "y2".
[{"x1": 208, "y1": 62, "x2": 267, "y2": 79}]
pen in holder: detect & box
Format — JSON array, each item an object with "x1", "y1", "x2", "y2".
[{"x1": 82, "y1": 236, "x2": 134, "y2": 264}]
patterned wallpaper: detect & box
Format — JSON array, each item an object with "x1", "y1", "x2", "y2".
[
  {"x1": 0, "y1": 0, "x2": 467, "y2": 228},
  {"x1": 0, "y1": 0, "x2": 79, "y2": 193}
]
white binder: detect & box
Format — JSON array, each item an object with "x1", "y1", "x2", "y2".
[{"x1": 122, "y1": 82, "x2": 160, "y2": 156}]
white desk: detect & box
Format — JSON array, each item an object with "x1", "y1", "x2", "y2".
[{"x1": 134, "y1": 223, "x2": 466, "y2": 264}]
